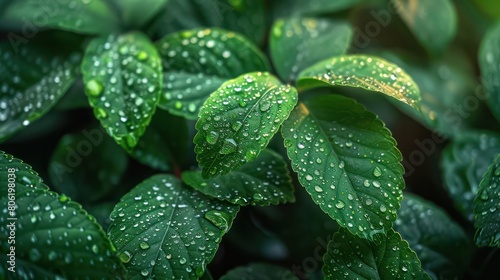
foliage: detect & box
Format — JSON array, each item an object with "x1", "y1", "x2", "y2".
[{"x1": 0, "y1": 0, "x2": 499, "y2": 279}]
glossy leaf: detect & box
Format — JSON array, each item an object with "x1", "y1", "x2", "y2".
[
  {"x1": 109, "y1": 0, "x2": 169, "y2": 29},
  {"x1": 272, "y1": 0, "x2": 361, "y2": 17},
  {"x1": 183, "y1": 149, "x2": 295, "y2": 206},
  {"x1": 156, "y1": 28, "x2": 270, "y2": 119},
  {"x1": 474, "y1": 154, "x2": 500, "y2": 247},
  {"x1": 153, "y1": 0, "x2": 266, "y2": 44},
  {"x1": 270, "y1": 17, "x2": 353, "y2": 81},
  {"x1": 442, "y1": 131, "x2": 500, "y2": 221},
  {"x1": 48, "y1": 126, "x2": 128, "y2": 203},
  {"x1": 379, "y1": 51, "x2": 478, "y2": 137},
  {"x1": 220, "y1": 263, "x2": 298, "y2": 280},
  {"x1": 130, "y1": 110, "x2": 188, "y2": 171},
  {"x1": 282, "y1": 95, "x2": 404, "y2": 242},
  {"x1": 1, "y1": 0, "x2": 119, "y2": 34},
  {"x1": 108, "y1": 174, "x2": 239, "y2": 279},
  {"x1": 323, "y1": 228, "x2": 430, "y2": 280},
  {"x1": 393, "y1": 0, "x2": 457, "y2": 54},
  {"x1": 479, "y1": 22, "x2": 500, "y2": 123},
  {"x1": 298, "y1": 55, "x2": 421, "y2": 111},
  {"x1": 395, "y1": 194, "x2": 471, "y2": 280},
  {"x1": 194, "y1": 72, "x2": 298, "y2": 178},
  {"x1": 0, "y1": 151, "x2": 124, "y2": 279},
  {"x1": 81, "y1": 32, "x2": 162, "y2": 152},
  {"x1": 0, "y1": 43, "x2": 80, "y2": 142}
]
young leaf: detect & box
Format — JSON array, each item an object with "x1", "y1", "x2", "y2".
[
  {"x1": 156, "y1": 28, "x2": 270, "y2": 119},
  {"x1": 0, "y1": 151, "x2": 124, "y2": 279},
  {"x1": 130, "y1": 110, "x2": 188, "y2": 171},
  {"x1": 393, "y1": 0, "x2": 457, "y2": 54},
  {"x1": 220, "y1": 263, "x2": 298, "y2": 280},
  {"x1": 194, "y1": 72, "x2": 298, "y2": 178},
  {"x1": 0, "y1": 43, "x2": 80, "y2": 142},
  {"x1": 1, "y1": 0, "x2": 119, "y2": 34},
  {"x1": 48, "y1": 126, "x2": 128, "y2": 203},
  {"x1": 323, "y1": 228, "x2": 430, "y2": 280},
  {"x1": 479, "y1": 22, "x2": 500, "y2": 123},
  {"x1": 474, "y1": 154, "x2": 500, "y2": 247},
  {"x1": 81, "y1": 32, "x2": 162, "y2": 152},
  {"x1": 183, "y1": 149, "x2": 295, "y2": 206},
  {"x1": 297, "y1": 55, "x2": 421, "y2": 111},
  {"x1": 153, "y1": 0, "x2": 266, "y2": 44},
  {"x1": 108, "y1": 0, "x2": 169, "y2": 29},
  {"x1": 442, "y1": 131, "x2": 500, "y2": 221},
  {"x1": 395, "y1": 194, "x2": 471, "y2": 279},
  {"x1": 270, "y1": 17, "x2": 353, "y2": 81},
  {"x1": 108, "y1": 174, "x2": 239, "y2": 279},
  {"x1": 282, "y1": 94, "x2": 405, "y2": 242}
]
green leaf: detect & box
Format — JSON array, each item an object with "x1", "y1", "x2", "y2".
[
  {"x1": 194, "y1": 72, "x2": 298, "y2": 178},
  {"x1": 81, "y1": 32, "x2": 162, "y2": 152},
  {"x1": 472, "y1": 0, "x2": 500, "y2": 19},
  {"x1": 0, "y1": 151, "x2": 124, "y2": 279},
  {"x1": 393, "y1": 0, "x2": 457, "y2": 54},
  {"x1": 109, "y1": 0, "x2": 169, "y2": 29},
  {"x1": 108, "y1": 174, "x2": 239, "y2": 279},
  {"x1": 323, "y1": 228, "x2": 430, "y2": 280},
  {"x1": 474, "y1": 154, "x2": 500, "y2": 247},
  {"x1": 0, "y1": 43, "x2": 80, "y2": 142},
  {"x1": 1, "y1": 0, "x2": 119, "y2": 34},
  {"x1": 183, "y1": 149, "x2": 295, "y2": 206},
  {"x1": 395, "y1": 194, "x2": 471, "y2": 280},
  {"x1": 270, "y1": 17, "x2": 353, "y2": 82},
  {"x1": 220, "y1": 263, "x2": 298, "y2": 280},
  {"x1": 442, "y1": 131, "x2": 500, "y2": 221},
  {"x1": 156, "y1": 28, "x2": 270, "y2": 120},
  {"x1": 378, "y1": 51, "x2": 478, "y2": 137},
  {"x1": 271, "y1": 0, "x2": 361, "y2": 17},
  {"x1": 153, "y1": 0, "x2": 266, "y2": 44},
  {"x1": 281, "y1": 94, "x2": 404, "y2": 242},
  {"x1": 297, "y1": 55, "x2": 421, "y2": 111},
  {"x1": 48, "y1": 126, "x2": 128, "y2": 203},
  {"x1": 479, "y1": 22, "x2": 500, "y2": 123},
  {"x1": 130, "y1": 109, "x2": 188, "y2": 171}
]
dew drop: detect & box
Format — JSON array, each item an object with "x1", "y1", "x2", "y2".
[
  {"x1": 140, "y1": 241, "x2": 150, "y2": 250},
  {"x1": 119, "y1": 251, "x2": 132, "y2": 263},
  {"x1": 206, "y1": 131, "x2": 219, "y2": 145},
  {"x1": 335, "y1": 200, "x2": 346, "y2": 209},
  {"x1": 373, "y1": 166, "x2": 382, "y2": 177},
  {"x1": 380, "y1": 205, "x2": 387, "y2": 212},
  {"x1": 220, "y1": 138, "x2": 238, "y2": 155},
  {"x1": 231, "y1": 121, "x2": 243, "y2": 131},
  {"x1": 86, "y1": 79, "x2": 103, "y2": 97},
  {"x1": 137, "y1": 51, "x2": 148, "y2": 61},
  {"x1": 260, "y1": 101, "x2": 271, "y2": 112},
  {"x1": 188, "y1": 103, "x2": 196, "y2": 113},
  {"x1": 253, "y1": 193, "x2": 264, "y2": 201},
  {"x1": 205, "y1": 210, "x2": 231, "y2": 231}
]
